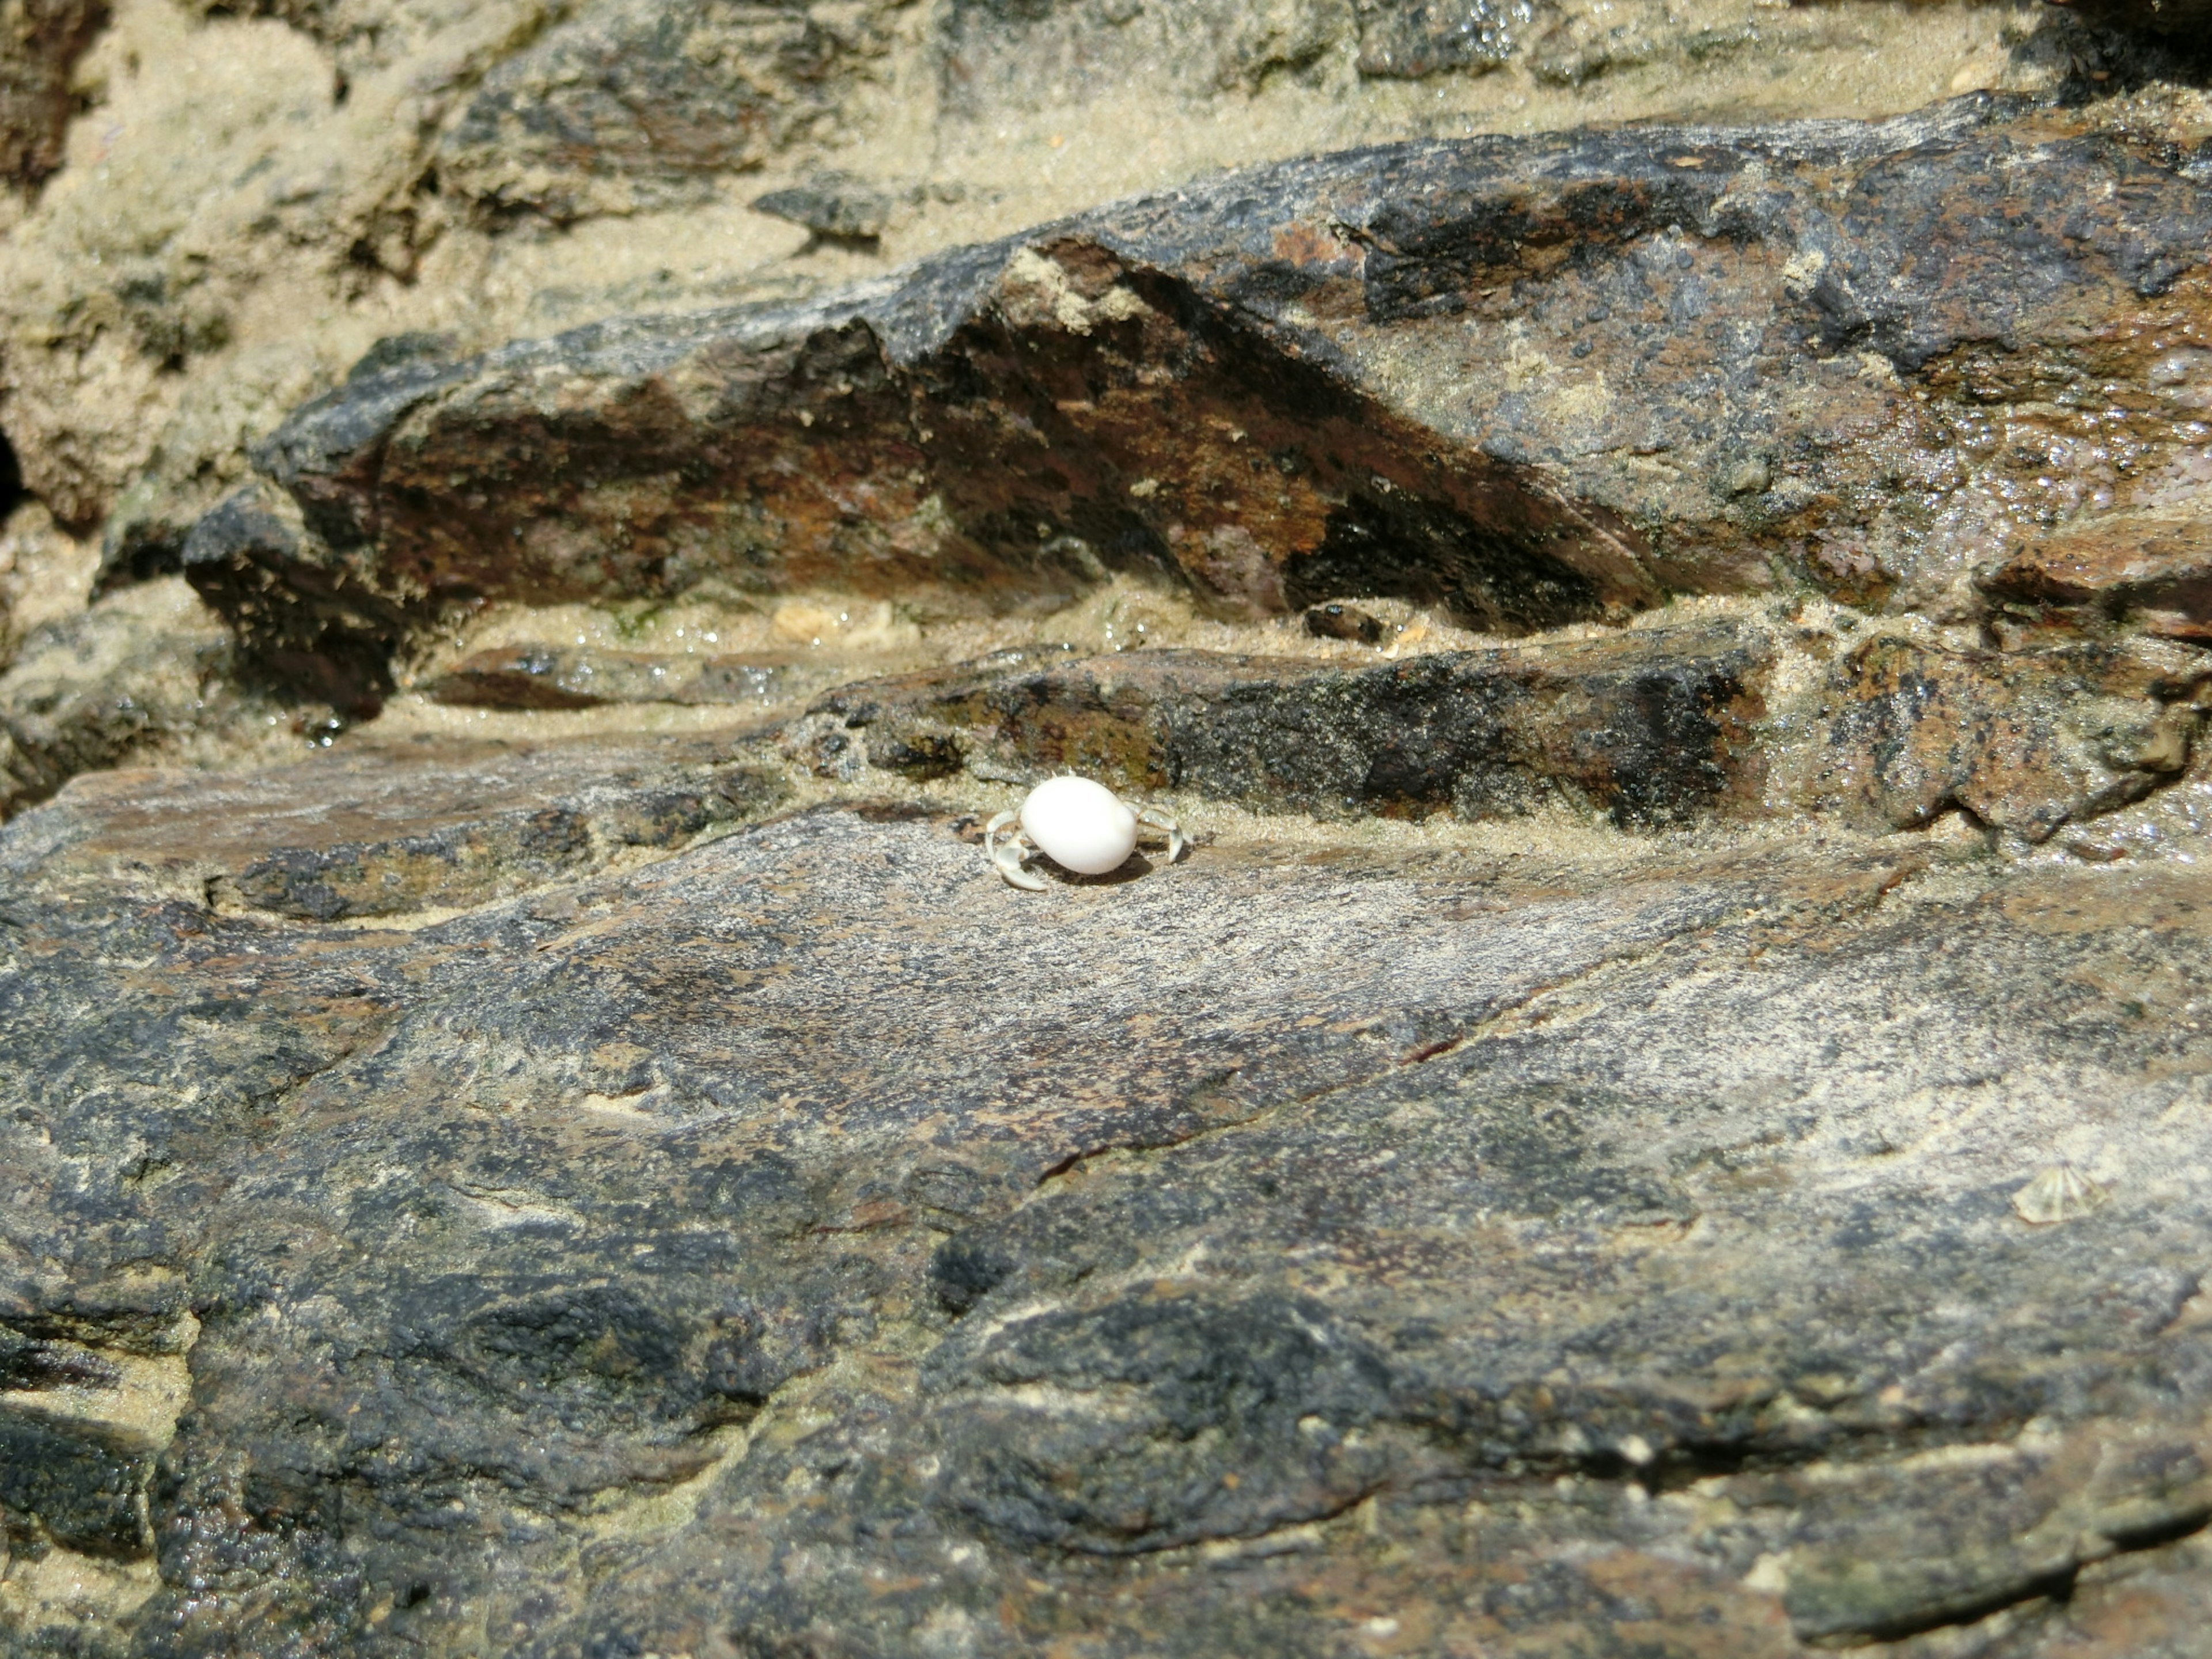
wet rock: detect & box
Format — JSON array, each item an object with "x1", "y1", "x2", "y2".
[
  {"x1": 9, "y1": 762, "x2": 2212, "y2": 1654},
  {"x1": 808, "y1": 621, "x2": 1771, "y2": 825},
  {"x1": 421, "y1": 644, "x2": 816, "y2": 711},
  {"x1": 227, "y1": 97, "x2": 2212, "y2": 695},
  {"x1": 0, "y1": 578, "x2": 236, "y2": 817},
  {"x1": 1983, "y1": 514, "x2": 2212, "y2": 643},
  {"x1": 0, "y1": 0, "x2": 105, "y2": 187}
]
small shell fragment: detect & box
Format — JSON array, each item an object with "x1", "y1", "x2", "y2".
[{"x1": 2012, "y1": 1164, "x2": 2108, "y2": 1226}]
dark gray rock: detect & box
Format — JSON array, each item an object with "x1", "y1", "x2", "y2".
[
  {"x1": 9, "y1": 745, "x2": 2212, "y2": 1656},
  {"x1": 753, "y1": 175, "x2": 897, "y2": 242}
]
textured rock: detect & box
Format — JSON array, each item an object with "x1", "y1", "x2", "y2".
[
  {"x1": 789, "y1": 616, "x2": 2210, "y2": 841},
  {"x1": 1984, "y1": 514, "x2": 2212, "y2": 643},
  {"x1": 0, "y1": 577, "x2": 237, "y2": 815},
  {"x1": 435, "y1": 0, "x2": 911, "y2": 226},
  {"x1": 0, "y1": 0, "x2": 105, "y2": 187},
  {"x1": 218, "y1": 95, "x2": 2212, "y2": 699},
  {"x1": 6, "y1": 0, "x2": 2212, "y2": 1650},
  {"x1": 1804, "y1": 634, "x2": 2212, "y2": 840},
  {"x1": 12, "y1": 732, "x2": 787, "y2": 918},
  {"x1": 801, "y1": 622, "x2": 1772, "y2": 825},
  {"x1": 421, "y1": 643, "x2": 820, "y2": 711},
  {"x1": 7, "y1": 752, "x2": 2212, "y2": 1655},
  {"x1": 1355, "y1": 0, "x2": 1539, "y2": 79}
]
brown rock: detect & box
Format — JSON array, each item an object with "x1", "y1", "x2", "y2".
[
  {"x1": 806, "y1": 621, "x2": 1771, "y2": 826},
  {"x1": 1983, "y1": 516, "x2": 2212, "y2": 642},
  {"x1": 0, "y1": 0, "x2": 104, "y2": 187},
  {"x1": 222, "y1": 97, "x2": 2212, "y2": 699},
  {"x1": 1812, "y1": 634, "x2": 2210, "y2": 840},
  {"x1": 1303, "y1": 599, "x2": 1385, "y2": 643}
]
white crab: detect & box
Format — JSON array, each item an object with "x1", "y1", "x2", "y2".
[{"x1": 986, "y1": 775, "x2": 1186, "y2": 891}]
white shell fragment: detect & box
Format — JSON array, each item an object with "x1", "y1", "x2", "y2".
[
  {"x1": 2012, "y1": 1163, "x2": 2109, "y2": 1226},
  {"x1": 1020, "y1": 775, "x2": 1138, "y2": 874}
]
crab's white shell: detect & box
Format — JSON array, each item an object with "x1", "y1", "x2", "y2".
[{"x1": 1020, "y1": 775, "x2": 1138, "y2": 874}]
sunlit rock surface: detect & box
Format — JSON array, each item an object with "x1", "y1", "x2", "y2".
[{"x1": 6, "y1": 0, "x2": 2212, "y2": 1652}]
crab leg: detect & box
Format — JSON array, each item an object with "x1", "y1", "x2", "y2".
[
  {"x1": 986, "y1": 810, "x2": 1051, "y2": 891},
  {"x1": 1135, "y1": 805, "x2": 1186, "y2": 865}
]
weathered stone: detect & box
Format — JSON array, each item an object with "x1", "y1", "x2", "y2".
[
  {"x1": 0, "y1": 578, "x2": 236, "y2": 817},
  {"x1": 753, "y1": 174, "x2": 897, "y2": 242},
  {"x1": 10, "y1": 733, "x2": 789, "y2": 918},
  {"x1": 435, "y1": 0, "x2": 910, "y2": 225},
  {"x1": 0, "y1": 0, "x2": 105, "y2": 187},
  {"x1": 223, "y1": 96, "x2": 2212, "y2": 698},
  {"x1": 9, "y1": 758, "x2": 2212, "y2": 1654},
  {"x1": 1354, "y1": 0, "x2": 1539, "y2": 78},
  {"x1": 1807, "y1": 634, "x2": 2211, "y2": 841},
  {"x1": 421, "y1": 644, "x2": 817, "y2": 711},
  {"x1": 1983, "y1": 514, "x2": 2212, "y2": 642},
  {"x1": 805, "y1": 621, "x2": 1772, "y2": 825},
  {"x1": 790, "y1": 618, "x2": 2212, "y2": 841},
  {"x1": 6, "y1": 2, "x2": 2212, "y2": 1651}
]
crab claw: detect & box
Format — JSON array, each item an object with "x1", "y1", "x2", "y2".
[
  {"x1": 1135, "y1": 804, "x2": 1185, "y2": 866},
  {"x1": 986, "y1": 810, "x2": 1051, "y2": 891}
]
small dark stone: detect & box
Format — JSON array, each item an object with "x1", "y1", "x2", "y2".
[
  {"x1": 753, "y1": 176, "x2": 894, "y2": 242},
  {"x1": 931, "y1": 1237, "x2": 1016, "y2": 1315},
  {"x1": 346, "y1": 331, "x2": 462, "y2": 382},
  {"x1": 1303, "y1": 601, "x2": 1385, "y2": 644}
]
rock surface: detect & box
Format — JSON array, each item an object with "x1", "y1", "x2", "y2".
[
  {"x1": 7, "y1": 0, "x2": 2212, "y2": 1652},
  {"x1": 203, "y1": 94, "x2": 2212, "y2": 699},
  {"x1": 7, "y1": 743, "x2": 2212, "y2": 1656}
]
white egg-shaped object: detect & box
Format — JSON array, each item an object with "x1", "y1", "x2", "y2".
[{"x1": 1019, "y1": 775, "x2": 1139, "y2": 874}]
